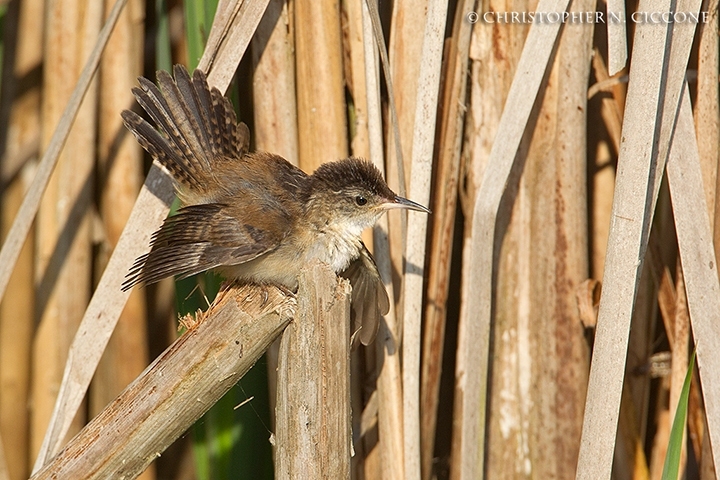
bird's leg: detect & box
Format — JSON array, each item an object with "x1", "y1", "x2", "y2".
[{"x1": 274, "y1": 283, "x2": 296, "y2": 298}]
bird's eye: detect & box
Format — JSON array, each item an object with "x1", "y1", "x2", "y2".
[{"x1": 355, "y1": 195, "x2": 368, "y2": 206}]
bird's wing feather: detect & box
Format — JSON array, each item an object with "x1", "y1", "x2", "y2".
[
  {"x1": 340, "y1": 242, "x2": 390, "y2": 347},
  {"x1": 122, "y1": 203, "x2": 281, "y2": 290}
]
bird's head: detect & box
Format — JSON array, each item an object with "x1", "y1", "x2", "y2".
[{"x1": 308, "y1": 158, "x2": 430, "y2": 237}]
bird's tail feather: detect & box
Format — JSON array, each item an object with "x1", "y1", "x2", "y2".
[{"x1": 121, "y1": 65, "x2": 249, "y2": 192}]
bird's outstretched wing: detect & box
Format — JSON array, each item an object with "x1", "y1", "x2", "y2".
[
  {"x1": 122, "y1": 66, "x2": 302, "y2": 290},
  {"x1": 122, "y1": 203, "x2": 279, "y2": 290},
  {"x1": 340, "y1": 243, "x2": 390, "y2": 346},
  {"x1": 121, "y1": 65, "x2": 250, "y2": 202}
]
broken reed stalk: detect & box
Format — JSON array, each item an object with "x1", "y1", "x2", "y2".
[
  {"x1": 275, "y1": 261, "x2": 352, "y2": 479},
  {"x1": 605, "y1": 0, "x2": 628, "y2": 75},
  {"x1": 30, "y1": 284, "x2": 294, "y2": 480},
  {"x1": 294, "y1": 0, "x2": 348, "y2": 172},
  {"x1": 419, "y1": 2, "x2": 473, "y2": 477},
  {"x1": 200, "y1": 0, "x2": 272, "y2": 90},
  {"x1": 251, "y1": 0, "x2": 299, "y2": 166}
]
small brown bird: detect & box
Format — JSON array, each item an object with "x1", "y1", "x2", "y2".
[{"x1": 121, "y1": 65, "x2": 429, "y2": 346}]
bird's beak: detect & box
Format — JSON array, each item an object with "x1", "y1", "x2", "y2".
[{"x1": 384, "y1": 196, "x2": 431, "y2": 213}]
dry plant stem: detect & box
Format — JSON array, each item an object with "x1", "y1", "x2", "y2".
[
  {"x1": 701, "y1": 419, "x2": 716, "y2": 478},
  {"x1": 384, "y1": 0, "x2": 428, "y2": 318},
  {"x1": 0, "y1": 0, "x2": 127, "y2": 312},
  {"x1": 626, "y1": 254, "x2": 659, "y2": 472},
  {"x1": 649, "y1": 377, "x2": 672, "y2": 477},
  {"x1": 617, "y1": 382, "x2": 651, "y2": 479},
  {"x1": 201, "y1": 0, "x2": 272, "y2": 95},
  {"x1": 402, "y1": 1, "x2": 447, "y2": 478},
  {"x1": 373, "y1": 218, "x2": 405, "y2": 480},
  {"x1": 354, "y1": 353, "x2": 374, "y2": 478},
  {"x1": 385, "y1": 0, "x2": 427, "y2": 182},
  {"x1": 0, "y1": 0, "x2": 44, "y2": 476},
  {"x1": 667, "y1": 87, "x2": 720, "y2": 472},
  {"x1": 486, "y1": 6, "x2": 584, "y2": 474},
  {"x1": 419, "y1": 3, "x2": 473, "y2": 478},
  {"x1": 275, "y1": 262, "x2": 351, "y2": 479},
  {"x1": 697, "y1": 2, "x2": 720, "y2": 244},
  {"x1": 348, "y1": 2, "x2": 374, "y2": 471},
  {"x1": 344, "y1": 0, "x2": 376, "y2": 461},
  {"x1": 361, "y1": 4, "x2": 404, "y2": 477},
  {"x1": 33, "y1": 1, "x2": 264, "y2": 465},
  {"x1": 0, "y1": 436, "x2": 7, "y2": 480},
  {"x1": 456, "y1": 0, "x2": 531, "y2": 321},
  {"x1": 658, "y1": 267, "x2": 677, "y2": 345},
  {"x1": 92, "y1": 3, "x2": 150, "y2": 479},
  {"x1": 590, "y1": 49, "x2": 624, "y2": 281},
  {"x1": 576, "y1": 1, "x2": 701, "y2": 477},
  {"x1": 202, "y1": 0, "x2": 244, "y2": 68},
  {"x1": 483, "y1": 2, "x2": 593, "y2": 474},
  {"x1": 11, "y1": 0, "x2": 121, "y2": 463},
  {"x1": 359, "y1": 390, "x2": 379, "y2": 438},
  {"x1": 32, "y1": 0, "x2": 103, "y2": 461},
  {"x1": 346, "y1": 0, "x2": 370, "y2": 163},
  {"x1": 586, "y1": 75, "x2": 628, "y2": 101},
  {"x1": 685, "y1": 285, "x2": 708, "y2": 462},
  {"x1": 0, "y1": 177, "x2": 33, "y2": 480},
  {"x1": 451, "y1": 1, "x2": 569, "y2": 478},
  {"x1": 345, "y1": 0, "x2": 374, "y2": 276},
  {"x1": 364, "y1": 0, "x2": 406, "y2": 199},
  {"x1": 294, "y1": 0, "x2": 348, "y2": 172},
  {"x1": 363, "y1": 6, "x2": 413, "y2": 377},
  {"x1": 0, "y1": 134, "x2": 39, "y2": 186},
  {"x1": 30, "y1": 284, "x2": 294, "y2": 480},
  {"x1": 251, "y1": 0, "x2": 299, "y2": 165},
  {"x1": 695, "y1": 5, "x2": 720, "y2": 474},
  {"x1": 605, "y1": 0, "x2": 628, "y2": 75},
  {"x1": 591, "y1": 50, "x2": 623, "y2": 154}
]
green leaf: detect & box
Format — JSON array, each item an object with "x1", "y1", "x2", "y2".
[
  {"x1": 183, "y1": 0, "x2": 220, "y2": 70},
  {"x1": 661, "y1": 348, "x2": 696, "y2": 480},
  {"x1": 155, "y1": 0, "x2": 172, "y2": 72}
]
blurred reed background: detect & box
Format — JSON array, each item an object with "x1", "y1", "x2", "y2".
[{"x1": 0, "y1": 0, "x2": 718, "y2": 479}]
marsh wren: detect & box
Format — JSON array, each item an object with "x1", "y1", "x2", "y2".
[{"x1": 121, "y1": 65, "x2": 429, "y2": 346}]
